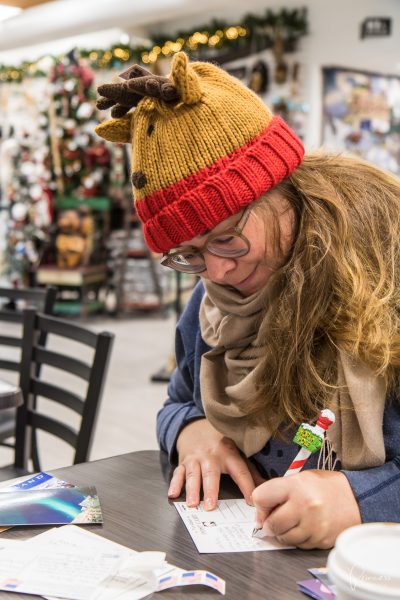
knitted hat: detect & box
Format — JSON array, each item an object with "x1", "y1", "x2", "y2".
[{"x1": 95, "y1": 52, "x2": 304, "y2": 252}]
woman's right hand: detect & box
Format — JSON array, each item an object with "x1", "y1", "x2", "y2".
[{"x1": 167, "y1": 418, "x2": 264, "y2": 510}]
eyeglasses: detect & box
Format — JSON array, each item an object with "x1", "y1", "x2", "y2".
[{"x1": 161, "y1": 206, "x2": 252, "y2": 274}]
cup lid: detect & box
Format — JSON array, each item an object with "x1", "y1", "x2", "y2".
[{"x1": 328, "y1": 523, "x2": 400, "y2": 597}]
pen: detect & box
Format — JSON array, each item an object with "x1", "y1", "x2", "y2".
[{"x1": 252, "y1": 410, "x2": 335, "y2": 538}]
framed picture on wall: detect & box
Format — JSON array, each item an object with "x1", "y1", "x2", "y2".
[{"x1": 321, "y1": 66, "x2": 400, "y2": 175}]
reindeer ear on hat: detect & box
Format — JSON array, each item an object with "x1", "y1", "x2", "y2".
[
  {"x1": 170, "y1": 52, "x2": 202, "y2": 105},
  {"x1": 94, "y1": 113, "x2": 133, "y2": 144}
]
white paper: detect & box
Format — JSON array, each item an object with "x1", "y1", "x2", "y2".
[
  {"x1": 174, "y1": 499, "x2": 293, "y2": 553},
  {"x1": 0, "y1": 523, "x2": 228, "y2": 597},
  {"x1": 0, "y1": 540, "x2": 124, "y2": 599},
  {"x1": 39, "y1": 526, "x2": 164, "y2": 600},
  {"x1": 0, "y1": 526, "x2": 163, "y2": 600}
]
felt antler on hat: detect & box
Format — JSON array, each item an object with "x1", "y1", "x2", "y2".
[
  {"x1": 97, "y1": 64, "x2": 179, "y2": 118},
  {"x1": 95, "y1": 52, "x2": 304, "y2": 252},
  {"x1": 95, "y1": 53, "x2": 201, "y2": 142}
]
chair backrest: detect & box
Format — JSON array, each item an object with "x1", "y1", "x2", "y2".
[
  {"x1": 0, "y1": 286, "x2": 57, "y2": 375},
  {"x1": 15, "y1": 308, "x2": 114, "y2": 471}
]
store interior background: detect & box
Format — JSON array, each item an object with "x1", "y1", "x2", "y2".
[{"x1": 0, "y1": 0, "x2": 398, "y2": 470}]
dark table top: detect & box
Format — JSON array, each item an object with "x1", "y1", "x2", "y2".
[
  {"x1": 0, "y1": 450, "x2": 329, "y2": 599},
  {"x1": 0, "y1": 379, "x2": 22, "y2": 409}
]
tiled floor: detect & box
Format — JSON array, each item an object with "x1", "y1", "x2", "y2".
[{"x1": 0, "y1": 313, "x2": 176, "y2": 471}]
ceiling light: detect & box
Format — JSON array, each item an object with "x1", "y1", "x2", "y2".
[{"x1": 119, "y1": 33, "x2": 130, "y2": 45}]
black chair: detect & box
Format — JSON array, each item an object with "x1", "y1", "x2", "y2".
[
  {"x1": 0, "y1": 286, "x2": 57, "y2": 447},
  {"x1": 1, "y1": 308, "x2": 114, "y2": 478},
  {"x1": 0, "y1": 286, "x2": 57, "y2": 375}
]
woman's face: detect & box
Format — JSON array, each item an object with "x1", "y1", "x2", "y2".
[{"x1": 180, "y1": 191, "x2": 295, "y2": 296}]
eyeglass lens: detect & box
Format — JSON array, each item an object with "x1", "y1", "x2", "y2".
[{"x1": 168, "y1": 233, "x2": 249, "y2": 273}]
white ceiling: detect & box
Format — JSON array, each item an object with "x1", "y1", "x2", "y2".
[
  {"x1": 0, "y1": 0, "x2": 238, "y2": 52},
  {"x1": 0, "y1": 0, "x2": 311, "y2": 63}
]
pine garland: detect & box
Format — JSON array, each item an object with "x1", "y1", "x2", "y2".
[{"x1": 0, "y1": 7, "x2": 307, "y2": 81}]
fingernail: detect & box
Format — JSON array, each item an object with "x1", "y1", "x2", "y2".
[
  {"x1": 167, "y1": 487, "x2": 176, "y2": 497},
  {"x1": 262, "y1": 521, "x2": 274, "y2": 537},
  {"x1": 204, "y1": 497, "x2": 214, "y2": 510},
  {"x1": 187, "y1": 495, "x2": 196, "y2": 506}
]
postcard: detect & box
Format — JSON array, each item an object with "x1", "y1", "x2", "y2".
[
  {"x1": 0, "y1": 485, "x2": 102, "y2": 525},
  {"x1": 174, "y1": 499, "x2": 293, "y2": 553}
]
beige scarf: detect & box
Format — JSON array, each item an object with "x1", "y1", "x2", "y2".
[{"x1": 199, "y1": 279, "x2": 386, "y2": 470}]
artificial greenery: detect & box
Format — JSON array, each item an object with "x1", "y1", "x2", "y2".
[{"x1": 0, "y1": 7, "x2": 308, "y2": 81}]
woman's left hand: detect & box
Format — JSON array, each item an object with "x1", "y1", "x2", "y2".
[{"x1": 251, "y1": 470, "x2": 361, "y2": 549}]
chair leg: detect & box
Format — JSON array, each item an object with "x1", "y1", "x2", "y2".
[{"x1": 31, "y1": 430, "x2": 40, "y2": 473}]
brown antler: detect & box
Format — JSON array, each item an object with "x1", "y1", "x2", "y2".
[
  {"x1": 96, "y1": 65, "x2": 180, "y2": 118},
  {"x1": 96, "y1": 97, "x2": 115, "y2": 110},
  {"x1": 118, "y1": 64, "x2": 152, "y2": 80},
  {"x1": 126, "y1": 75, "x2": 179, "y2": 102},
  {"x1": 110, "y1": 104, "x2": 134, "y2": 118}
]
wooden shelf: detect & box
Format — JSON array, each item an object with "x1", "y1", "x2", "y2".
[
  {"x1": 36, "y1": 264, "x2": 107, "y2": 286},
  {"x1": 54, "y1": 300, "x2": 104, "y2": 315},
  {"x1": 121, "y1": 302, "x2": 162, "y2": 311},
  {"x1": 36, "y1": 264, "x2": 107, "y2": 317},
  {"x1": 124, "y1": 250, "x2": 148, "y2": 258},
  {"x1": 107, "y1": 195, "x2": 196, "y2": 315}
]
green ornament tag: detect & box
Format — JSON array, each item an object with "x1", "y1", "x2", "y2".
[{"x1": 293, "y1": 424, "x2": 323, "y2": 453}]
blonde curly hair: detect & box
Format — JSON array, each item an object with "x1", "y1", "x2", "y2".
[{"x1": 251, "y1": 151, "x2": 400, "y2": 432}]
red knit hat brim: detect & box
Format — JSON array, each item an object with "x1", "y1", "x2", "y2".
[{"x1": 137, "y1": 116, "x2": 304, "y2": 252}]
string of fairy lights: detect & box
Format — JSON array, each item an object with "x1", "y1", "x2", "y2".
[
  {"x1": 0, "y1": 8, "x2": 308, "y2": 82},
  {"x1": 141, "y1": 25, "x2": 248, "y2": 65}
]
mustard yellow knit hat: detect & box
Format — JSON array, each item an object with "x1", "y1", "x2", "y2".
[{"x1": 95, "y1": 52, "x2": 304, "y2": 252}]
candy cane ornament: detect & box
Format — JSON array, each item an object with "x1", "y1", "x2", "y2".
[
  {"x1": 252, "y1": 409, "x2": 336, "y2": 538},
  {"x1": 284, "y1": 409, "x2": 336, "y2": 477}
]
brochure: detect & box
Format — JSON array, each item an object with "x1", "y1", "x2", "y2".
[
  {"x1": 8, "y1": 471, "x2": 74, "y2": 491},
  {"x1": 0, "y1": 485, "x2": 102, "y2": 525},
  {"x1": 0, "y1": 471, "x2": 78, "y2": 533}
]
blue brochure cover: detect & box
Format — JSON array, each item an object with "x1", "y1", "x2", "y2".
[
  {"x1": 0, "y1": 485, "x2": 102, "y2": 525},
  {"x1": 10, "y1": 471, "x2": 74, "y2": 490}
]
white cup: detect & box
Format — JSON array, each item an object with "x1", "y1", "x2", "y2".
[{"x1": 327, "y1": 523, "x2": 400, "y2": 599}]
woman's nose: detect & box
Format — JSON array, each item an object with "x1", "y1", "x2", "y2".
[{"x1": 202, "y1": 253, "x2": 236, "y2": 283}]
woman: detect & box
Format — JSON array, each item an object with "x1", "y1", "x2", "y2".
[{"x1": 96, "y1": 52, "x2": 400, "y2": 549}]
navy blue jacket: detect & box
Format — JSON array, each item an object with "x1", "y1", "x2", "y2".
[{"x1": 157, "y1": 281, "x2": 400, "y2": 522}]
